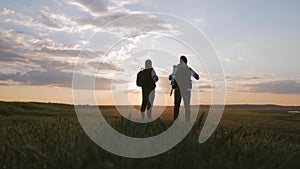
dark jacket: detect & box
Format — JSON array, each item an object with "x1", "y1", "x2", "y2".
[{"x1": 142, "y1": 68, "x2": 158, "y2": 89}]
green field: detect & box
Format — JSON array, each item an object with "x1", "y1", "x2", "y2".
[{"x1": 0, "y1": 101, "x2": 299, "y2": 169}]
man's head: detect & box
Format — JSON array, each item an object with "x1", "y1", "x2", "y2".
[
  {"x1": 145, "y1": 59, "x2": 152, "y2": 69},
  {"x1": 180, "y1": 55, "x2": 187, "y2": 64}
]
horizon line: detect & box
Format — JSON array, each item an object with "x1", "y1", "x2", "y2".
[{"x1": 1, "y1": 100, "x2": 299, "y2": 107}]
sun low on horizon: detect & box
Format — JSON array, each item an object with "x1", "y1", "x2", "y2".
[{"x1": 0, "y1": 0, "x2": 300, "y2": 106}]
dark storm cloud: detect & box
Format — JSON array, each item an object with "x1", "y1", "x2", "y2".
[{"x1": 242, "y1": 80, "x2": 300, "y2": 94}]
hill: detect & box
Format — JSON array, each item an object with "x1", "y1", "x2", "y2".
[{"x1": 0, "y1": 101, "x2": 299, "y2": 169}]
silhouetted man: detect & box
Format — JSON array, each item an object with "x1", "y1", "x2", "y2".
[
  {"x1": 169, "y1": 56, "x2": 199, "y2": 121},
  {"x1": 137, "y1": 59, "x2": 159, "y2": 120}
]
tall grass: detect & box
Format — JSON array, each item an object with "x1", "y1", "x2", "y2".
[{"x1": 0, "y1": 102, "x2": 299, "y2": 169}]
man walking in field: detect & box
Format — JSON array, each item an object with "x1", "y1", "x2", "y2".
[
  {"x1": 136, "y1": 59, "x2": 159, "y2": 120},
  {"x1": 169, "y1": 56, "x2": 199, "y2": 121}
]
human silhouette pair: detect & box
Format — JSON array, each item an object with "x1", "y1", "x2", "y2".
[{"x1": 136, "y1": 56, "x2": 199, "y2": 121}]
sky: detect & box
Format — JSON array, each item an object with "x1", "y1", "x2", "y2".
[{"x1": 0, "y1": 0, "x2": 300, "y2": 106}]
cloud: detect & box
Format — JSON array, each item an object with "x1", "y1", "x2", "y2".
[
  {"x1": 0, "y1": 35, "x2": 27, "y2": 62},
  {"x1": 0, "y1": 7, "x2": 33, "y2": 25},
  {"x1": 0, "y1": 1, "x2": 182, "y2": 91},
  {"x1": 198, "y1": 84, "x2": 213, "y2": 89},
  {"x1": 68, "y1": 0, "x2": 140, "y2": 16},
  {"x1": 0, "y1": 28, "x2": 124, "y2": 77},
  {"x1": 68, "y1": 0, "x2": 109, "y2": 15},
  {"x1": 0, "y1": 37, "x2": 25, "y2": 62},
  {"x1": 87, "y1": 61, "x2": 122, "y2": 71},
  {"x1": 0, "y1": 50, "x2": 24, "y2": 62},
  {"x1": 0, "y1": 39, "x2": 13, "y2": 50},
  {"x1": 123, "y1": 89, "x2": 140, "y2": 94},
  {"x1": 29, "y1": 59, "x2": 74, "y2": 72},
  {"x1": 1, "y1": 1, "x2": 176, "y2": 47},
  {"x1": 76, "y1": 13, "x2": 174, "y2": 38},
  {"x1": 242, "y1": 80, "x2": 300, "y2": 94},
  {"x1": 0, "y1": 30, "x2": 24, "y2": 47},
  {"x1": 226, "y1": 75, "x2": 260, "y2": 81},
  {"x1": 0, "y1": 7, "x2": 62, "y2": 31},
  {"x1": 0, "y1": 70, "x2": 125, "y2": 90},
  {"x1": 37, "y1": 13, "x2": 61, "y2": 29},
  {"x1": 75, "y1": 12, "x2": 132, "y2": 29},
  {"x1": 0, "y1": 29, "x2": 80, "y2": 52},
  {"x1": 1, "y1": 6, "x2": 88, "y2": 34},
  {"x1": 193, "y1": 18, "x2": 205, "y2": 24},
  {"x1": 0, "y1": 82, "x2": 8, "y2": 86},
  {"x1": 34, "y1": 47, "x2": 80, "y2": 57}
]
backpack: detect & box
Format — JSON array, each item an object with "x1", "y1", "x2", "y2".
[
  {"x1": 171, "y1": 64, "x2": 192, "y2": 89},
  {"x1": 136, "y1": 68, "x2": 153, "y2": 87}
]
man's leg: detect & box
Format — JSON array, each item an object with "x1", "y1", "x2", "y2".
[
  {"x1": 174, "y1": 89, "x2": 181, "y2": 120},
  {"x1": 147, "y1": 89, "x2": 155, "y2": 119},
  {"x1": 141, "y1": 89, "x2": 147, "y2": 119},
  {"x1": 182, "y1": 89, "x2": 191, "y2": 121}
]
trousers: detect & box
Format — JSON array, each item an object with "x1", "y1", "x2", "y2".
[
  {"x1": 174, "y1": 88, "x2": 191, "y2": 121},
  {"x1": 141, "y1": 87, "x2": 155, "y2": 119}
]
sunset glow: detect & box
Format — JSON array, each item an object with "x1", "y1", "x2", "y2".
[{"x1": 1, "y1": 0, "x2": 299, "y2": 106}]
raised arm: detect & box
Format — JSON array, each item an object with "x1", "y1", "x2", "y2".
[{"x1": 190, "y1": 68, "x2": 199, "y2": 80}]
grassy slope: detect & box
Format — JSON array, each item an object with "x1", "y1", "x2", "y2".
[{"x1": 0, "y1": 101, "x2": 299, "y2": 169}]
